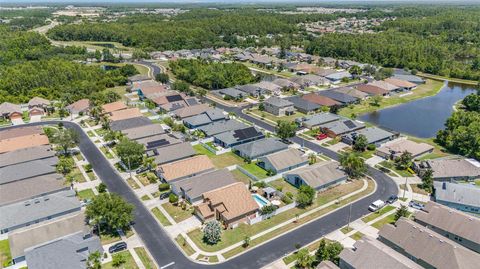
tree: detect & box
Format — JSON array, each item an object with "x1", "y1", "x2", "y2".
[
  {"x1": 340, "y1": 152, "x2": 367, "y2": 179},
  {"x1": 308, "y1": 153, "x2": 317, "y2": 165},
  {"x1": 112, "y1": 253, "x2": 126, "y2": 267},
  {"x1": 419, "y1": 169, "x2": 434, "y2": 193},
  {"x1": 370, "y1": 95, "x2": 382, "y2": 106},
  {"x1": 86, "y1": 193, "x2": 134, "y2": 233},
  {"x1": 53, "y1": 128, "x2": 79, "y2": 155},
  {"x1": 395, "y1": 151, "x2": 413, "y2": 170},
  {"x1": 349, "y1": 65, "x2": 362, "y2": 76},
  {"x1": 394, "y1": 205, "x2": 410, "y2": 221},
  {"x1": 315, "y1": 239, "x2": 343, "y2": 265},
  {"x1": 260, "y1": 204, "x2": 277, "y2": 215},
  {"x1": 97, "y1": 183, "x2": 107, "y2": 193},
  {"x1": 116, "y1": 138, "x2": 144, "y2": 170},
  {"x1": 296, "y1": 249, "x2": 314, "y2": 269},
  {"x1": 56, "y1": 156, "x2": 74, "y2": 175},
  {"x1": 243, "y1": 236, "x2": 251, "y2": 247},
  {"x1": 258, "y1": 103, "x2": 265, "y2": 111},
  {"x1": 462, "y1": 93, "x2": 480, "y2": 112},
  {"x1": 352, "y1": 134, "x2": 368, "y2": 152},
  {"x1": 86, "y1": 251, "x2": 102, "y2": 269},
  {"x1": 203, "y1": 220, "x2": 222, "y2": 245},
  {"x1": 276, "y1": 120, "x2": 297, "y2": 140},
  {"x1": 169, "y1": 193, "x2": 179, "y2": 204},
  {"x1": 296, "y1": 185, "x2": 315, "y2": 208},
  {"x1": 155, "y1": 73, "x2": 170, "y2": 84}
]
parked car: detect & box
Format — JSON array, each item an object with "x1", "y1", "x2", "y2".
[
  {"x1": 386, "y1": 195, "x2": 398, "y2": 204},
  {"x1": 409, "y1": 201, "x2": 425, "y2": 210},
  {"x1": 316, "y1": 133, "x2": 328, "y2": 140},
  {"x1": 368, "y1": 200, "x2": 385, "y2": 212},
  {"x1": 135, "y1": 166, "x2": 150, "y2": 174},
  {"x1": 108, "y1": 242, "x2": 127, "y2": 253},
  {"x1": 159, "y1": 192, "x2": 171, "y2": 200}
]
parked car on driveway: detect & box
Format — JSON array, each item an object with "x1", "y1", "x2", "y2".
[
  {"x1": 409, "y1": 201, "x2": 425, "y2": 210},
  {"x1": 368, "y1": 200, "x2": 385, "y2": 212},
  {"x1": 159, "y1": 192, "x2": 171, "y2": 200},
  {"x1": 316, "y1": 133, "x2": 328, "y2": 140},
  {"x1": 386, "y1": 195, "x2": 398, "y2": 204},
  {"x1": 135, "y1": 166, "x2": 150, "y2": 174},
  {"x1": 109, "y1": 242, "x2": 127, "y2": 253}
]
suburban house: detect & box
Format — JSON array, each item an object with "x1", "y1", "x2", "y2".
[
  {"x1": 66, "y1": 99, "x2": 90, "y2": 117},
  {"x1": 317, "y1": 90, "x2": 359, "y2": 104},
  {"x1": 101, "y1": 101, "x2": 127, "y2": 114},
  {"x1": 148, "y1": 142, "x2": 196, "y2": 165},
  {"x1": 198, "y1": 120, "x2": 248, "y2": 137},
  {"x1": 108, "y1": 107, "x2": 143, "y2": 122},
  {"x1": 233, "y1": 138, "x2": 289, "y2": 160},
  {"x1": 0, "y1": 190, "x2": 82, "y2": 234},
  {"x1": 302, "y1": 93, "x2": 341, "y2": 107},
  {"x1": 263, "y1": 97, "x2": 295, "y2": 116},
  {"x1": 235, "y1": 84, "x2": 267, "y2": 97},
  {"x1": 212, "y1": 88, "x2": 246, "y2": 101},
  {"x1": 325, "y1": 71, "x2": 352, "y2": 84},
  {"x1": 370, "y1": 81, "x2": 400, "y2": 93},
  {"x1": 272, "y1": 78, "x2": 301, "y2": 90},
  {"x1": 157, "y1": 155, "x2": 215, "y2": 183},
  {"x1": 319, "y1": 119, "x2": 366, "y2": 137},
  {"x1": 152, "y1": 93, "x2": 188, "y2": 112},
  {"x1": 194, "y1": 182, "x2": 259, "y2": 228},
  {"x1": 332, "y1": 86, "x2": 369, "y2": 99},
  {"x1": 0, "y1": 144, "x2": 55, "y2": 168},
  {"x1": 0, "y1": 157, "x2": 58, "y2": 186},
  {"x1": 392, "y1": 74, "x2": 425, "y2": 85},
  {"x1": 285, "y1": 96, "x2": 321, "y2": 114},
  {"x1": 109, "y1": 116, "x2": 152, "y2": 131},
  {"x1": 433, "y1": 181, "x2": 480, "y2": 214},
  {"x1": 183, "y1": 108, "x2": 227, "y2": 129},
  {"x1": 0, "y1": 133, "x2": 49, "y2": 154},
  {"x1": 28, "y1": 107, "x2": 45, "y2": 118},
  {"x1": 295, "y1": 113, "x2": 341, "y2": 129},
  {"x1": 356, "y1": 84, "x2": 390, "y2": 96},
  {"x1": 341, "y1": 127, "x2": 398, "y2": 147},
  {"x1": 257, "y1": 148, "x2": 308, "y2": 174},
  {"x1": 284, "y1": 161, "x2": 348, "y2": 191},
  {"x1": 0, "y1": 125, "x2": 43, "y2": 140},
  {"x1": 378, "y1": 217, "x2": 480, "y2": 269},
  {"x1": 213, "y1": 126, "x2": 265, "y2": 148},
  {"x1": 172, "y1": 103, "x2": 210, "y2": 119},
  {"x1": 384, "y1": 78, "x2": 417, "y2": 91},
  {"x1": 135, "y1": 133, "x2": 180, "y2": 151},
  {"x1": 253, "y1": 81, "x2": 282, "y2": 95},
  {"x1": 0, "y1": 102, "x2": 22, "y2": 120},
  {"x1": 290, "y1": 74, "x2": 328, "y2": 88},
  {"x1": 413, "y1": 158, "x2": 480, "y2": 182},
  {"x1": 376, "y1": 139, "x2": 434, "y2": 159},
  {"x1": 28, "y1": 97, "x2": 50, "y2": 111},
  {"x1": 317, "y1": 261, "x2": 339, "y2": 269},
  {"x1": 339, "y1": 236, "x2": 423, "y2": 269},
  {"x1": 24, "y1": 231, "x2": 102, "y2": 269},
  {"x1": 128, "y1": 74, "x2": 150, "y2": 84},
  {"x1": 314, "y1": 68, "x2": 337, "y2": 77},
  {"x1": 171, "y1": 169, "x2": 237, "y2": 204},
  {"x1": 8, "y1": 212, "x2": 89, "y2": 263},
  {"x1": 414, "y1": 202, "x2": 480, "y2": 253},
  {"x1": 122, "y1": 124, "x2": 165, "y2": 140},
  {"x1": 134, "y1": 81, "x2": 168, "y2": 100}
]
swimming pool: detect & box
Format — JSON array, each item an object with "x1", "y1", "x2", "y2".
[{"x1": 252, "y1": 193, "x2": 269, "y2": 207}]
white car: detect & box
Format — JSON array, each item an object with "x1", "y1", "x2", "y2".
[{"x1": 368, "y1": 200, "x2": 385, "y2": 212}]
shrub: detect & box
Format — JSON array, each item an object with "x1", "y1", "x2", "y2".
[
  {"x1": 260, "y1": 204, "x2": 277, "y2": 215},
  {"x1": 286, "y1": 192, "x2": 294, "y2": 199},
  {"x1": 84, "y1": 163, "x2": 93, "y2": 172},
  {"x1": 159, "y1": 183, "x2": 170, "y2": 192},
  {"x1": 112, "y1": 253, "x2": 126, "y2": 267},
  {"x1": 169, "y1": 193, "x2": 178, "y2": 204},
  {"x1": 281, "y1": 195, "x2": 293, "y2": 204},
  {"x1": 97, "y1": 183, "x2": 107, "y2": 193},
  {"x1": 366, "y1": 144, "x2": 376, "y2": 151},
  {"x1": 203, "y1": 220, "x2": 222, "y2": 245},
  {"x1": 146, "y1": 172, "x2": 157, "y2": 183},
  {"x1": 296, "y1": 185, "x2": 315, "y2": 208}
]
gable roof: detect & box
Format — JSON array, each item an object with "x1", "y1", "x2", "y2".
[
  {"x1": 215, "y1": 88, "x2": 245, "y2": 99},
  {"x1": 325, "y1": 71, "x2": 352, "y2": 81},
  {"x1": 272, "y1": 78, "x2": 301, "y2": 89},
  {"x1": 415, "y1": 158, "x2": 480, "y2": 179},
  {"x1": 135, "y1": 133, "x2": 180, "y2": 150},
  {"x1": 0, "y1": 157, "x2": 58, "y2": 185},
  {"x1": 173, "y1": 104, "x2": 210, "y2": 119},
  {"x1": 122, "y1": 124, "x2": 165, "y2": 140},
  {"x1": 414, "y1": 202, "x2": 480, "y2": 248},
  {"x1": 320, "y1": 119, "x2": 365, "y2": 135},
  {"x1": 332, "y1": 86, "x2": 369, "y2": 99},
  {"x1": 171, "y1": 169, "x2": 237, "y2": 201},
  {"x1": 0, "y1": 145, "x2": 55, "y2": 168},
  {"x1": 150, "y1": 142, "x2": 196, "y2": 165},
  {"x1": 235, "y1": 84, "x2": 266, "y2": 96},
  {"x1": 0, "y1": 126, "x2": 43, "y2": 140},
  {"x1": 317, "y1": 90, "x2": 358, "y2": 104},
  {"x1": 253, "y1": 81, "x2": 282, "y2": 93},
  {"x1": 28, "y1": 97, "x2": 50, "y2": 107},
  {"x1": 285, "y1": 96, "x2": 321, "y2": 112},
  {"x1": 384, "y1": 78, "x2": 417, "y2": 89},
  {"x1": 203, "y1": 182, "x2": 259, "y2": 220},
  {"x1": 377, "y1": 139, "x2": 434, "y2": 157},
  {"x1": 297, "y1": 113, "x2": 341, "y2": 128},
  {"x1": 302, "y1": 93, "x2": 340, "y2": 107},
  {"x1": 233, "y1": 138, "x2": 288, "y2": 159},
  {"x1": 0, "y1": 102, "x2": 22, "y2": 115},
  {"x1": 158, "y1": 155, "x2": 214, "y2": 182},
  {"x1": 101, "y1": 101, "x2": 127, "y2": 114},
  {"x1": 286, "y1": 161, "x2": 346, "y2": 189},
  {"x1": 261, "y1": 148, "x2": 308, "y2": 172},
  {"x1": 370, "y1": 81, "x2": 400, "y2": 92},
  {"x1": 198, "y1": 120, "x2": 248, "y2": 136},
  {"x1": 66, "y1": 99, "x2": 90, "y2": 113},
  {"x1": 264, "y1": 97, "x2": 294, "y2": 108},
  {"x1": 392, "y1": 74, "x2": 425, "y2": 84},
  {"x1": 343, "y1": 127, "x2": 396, "y2": 144},
  {"x1": 0, "y1": 133, "x2": 50, "y2": 154},
  {"x1": 433, "y1": 181, "x2": 480, "y2": 208},
  {"x1": 109, "y1": 107, "x2": 143, "y2": 122},
  {"x1": 214, "y1": 126, "x2": 264, "y2": 146},
  {"x1": 356, "y1": 84, "x2": 389, "y2": 95},
  {"x1": 110, "y1": 116, "x2": 152, "y2": 131},
  {"x1": 379, "y1": 218, "x2": 480, "y2": 269}
]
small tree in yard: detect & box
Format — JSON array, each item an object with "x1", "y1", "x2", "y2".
[
  {"x1": 296, "y1": 249, "x2": 314, "y2": 269},
  {"x1": 259, "y1": 204, "x2": 277, "y2": 215},
  {"x1": 155, "y1": 73, "x2": 169, "y2": 84},
  {"x1": 56, "y1": 156, "x2": 74, "y2": 175},
  {"x1": 420, "y1": 169, "x2": 434, "y2": 193},
  {"x1": 340, "y1": 152, "x2": 367, "y2": 179},
  {"x1": 395, "y1": 151, "x2": 413, "y2": 170},
  {"x1": 315, "y1": 239, "x2": 343, "y2": 265},
  {"x1": 203, "y1": 220, "x2": 222, "y2": 245},
  {"x1": 352, "y1": 134, "x2": 368, "y2": 152},
  {"x1": 296, "y1": 185, "x2": 315, "y2": 208},
  {"x1": 86, "y1": 193, "x2": 134, "y2": 235},
  {"x1": 86, "y1": 251, "x2": 102, "y2": 269},
  {"x1": 394, "y1": 205, "x2": 410, "y2": 221},
  {"x1": 308, "y1": 153, "x2": 317, "y2": 165},
  {"x1": 53, "y1": 128, "x2": 79, "y2": 155},
  {"x1": 169, "y1": 193, "x2": 179, "y2": 204},
  {"x1": 370, "y1": 95, "x2": 382, "y2": 106},
  {"x1": 276, "y1": 120, "x2": 297, "y2": 141},
  {"x1": 112, "y1": 253, "x2": 126, "y2": 267},
  {"x1": 116, "y1": 138, "x2": 144, "y2": 170},
  {"x1": 243, "y1": 236, "x2": 251, "y2": 248},
  {"x1": 97, "y1": 183, "x2": 107, "y2": 193}
]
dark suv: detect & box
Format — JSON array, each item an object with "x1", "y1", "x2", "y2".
[{"x1": 108, "y1": 242, "x2": 127, "y2": 253}]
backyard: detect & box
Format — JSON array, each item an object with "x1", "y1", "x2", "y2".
[
  {"x1": 193, "y1": 144, "x2": 244, "y2": 168},
  {"x1": 240, "y1": 161, "x2": 269, "y2": 179}
]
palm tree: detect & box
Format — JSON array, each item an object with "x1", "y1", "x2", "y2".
[
  {"x1": 340, "y1": 152, "x2": 367, "y2": 179},
  {"x1": 90, "y1": 105, "x2": 104, "y2": 122},
  {"x1": 296, "y1": 249, "x2": 314, "y2": 268},
  {"x1": 99, "y1": 115, "x2": 110, "y2": 130},
  {"x1": 308, "y1": 153, "x2": 317, "y2": 165}
]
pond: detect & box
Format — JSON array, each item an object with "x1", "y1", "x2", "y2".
[{"x1": 359, "y1": 81, "x2": 479, "y2": 138}]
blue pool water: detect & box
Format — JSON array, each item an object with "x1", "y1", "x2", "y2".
[{"x1": 252, "y1": 194, "x2": 268, "y2": 207}]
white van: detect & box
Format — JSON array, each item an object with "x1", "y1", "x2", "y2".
[{"x1": 368, "y1": 200, "x2": 385, "y2": 212}]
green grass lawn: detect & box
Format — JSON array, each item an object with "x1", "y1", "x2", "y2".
[
  {"x1": 127, "y1": 178, "x2": 140, "y2": 189},
  {"x1": 137, "y1": 174, "x2": 153, "y2": 186},
  {"x1": 134, "y1": 247, "x2": 157, "y2": 269},
  {"x1": 87, "y1": 130, "x2": 95, "y2": 137},
  {"x1": 340, "y1": 226, "x2": 354, "y2": 234},
  {"x1": 249, "y1": 108, "x2": 305, "y2": 123},
  {"x1": 151, "y1": 208, "x2": 172, "y2": 226},
  {"x1": 193, "y1": 144, "x2": 244, "y2": 168},
  {"x1": 141, "y1": 195, "x2": 151, "y2": 201},
  {"x1": 231, "y1": 169, "x2": 252, "y2": 185},
  {"x1": 175, "y1": 235, "x2": 196, "y2": 256},
  {"x1": 74, "y1": 152, "x2": 84, "y2": 161},
  {"x1": 101, "y1": 147, "x2": 114, "y2": 159},
  {"x1": 371, "y1": 214, "x2": 397, "y2": 230},
  {"x1": 103, "y1": 251, "x2": 139, "y2": 269},
  {"x1": 379, "y1": 161, "x2": 413, "y2": 177},
  {"x1": 188, "y1": 179, "x2": 366, "y2": 253},
  {"x1": 475, "y1": 180, "x2": 480, "y2": 187},
  {"x1": 77, "y1": 189, "x2": 95, "y2": 201},
  {"x1": 269, "y1": 179, "x2": 298, "y2": 197},
  {"x1": 240, "y1": 161, "x2": 269, "y2": 179},
  {"x1": 0, "y1": 239, "x2": 12, "y2": 268},
  {"x1": 325, "y1": 137, "x2": 341, "y2": 146},
  {"x1": 350, "y1": 231, "x2": 364, "y2": 241},
  {"x1": 86, "y1": 171, "x2": 96, "y2": 181},
  {"x1": 161, "y1": 203, "x2": 194, "y2": 223},
  {"x1": 69, "y1": 168, "x2": 86, "y2": 183},
  {"x1": 361, "y1": 205, "x2": 396, "y2": 223}
]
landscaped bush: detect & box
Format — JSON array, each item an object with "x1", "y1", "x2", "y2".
[
  {"x1": 159, "y1": 183, "x2": 170, "y2": 192},
  {"x1": 286, "y1": 192, "x2": 294, "y2": 199},
  {"x1": 253, "y1": 181, "x2": 266, "y2": 188},
  {"x1": 260, "y1": 204, "x2": 277, "y2": 215},
  {"x1": 169, "y1": 193, "x2": 179, "y2": 204},
  {"x1": 203, "y1": 220, "x2": 222, "y2": 245},
  {"x1": 281, "y1": 195, "x2": 293, "y2": 205},
  {"x1": 146, "y1": 172, "x2": 157, "y2": 183},
  {"x1": 84, "y1": 163, "x2": 93, "y2": 172},
  {"x1": 366, "y1": 144, "x2": 376, "y2": 151}
]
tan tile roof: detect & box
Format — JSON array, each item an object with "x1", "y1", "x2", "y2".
[
  {"x1": 262, "y1": 148, "x2": 308, "y2": 171},
  {"x1": 379, "y1": 218, "x2": 480, "y2": 269},
  {"x1": 66, "y1": 99, "x2": 90, "y2": 113},
  {"x1": 0, "y1": 102, "x2": 21, "y2": 115},
  {"x1": 101, "y1": 101, "x2": 127, "y2": 114},
  {"x1": 0, "y1": 134, "x2": 49, "y2": 154},
  {"x1": 302, "y1": 93, "x2": 340, "y2": 107},
  {"x1": 108, "y1": 108, "x2": 143, "y2": 122},
  {"x1": 28, "y1": 97, "x2": 50, "y2": 107},
  {"x1": 140, "y1": 84, "x2": 168, "y2": 98},
  {"x1": 377, "y1": 139, "x2": 433, "y2": 157},
  {"x1": 384, "y1": 78, "x2": 417, "y2": 89},
  {"x1": 158, "y1": 155, "x2": 214, "y2": 182},
  {"x1": 0, "y1": 126, "x2": 43, "y2": 140},
  {"x1": 370, "y1": 81, "x2": 399, "y2": 92},
  {"x1": 173, "y1": 104, "x2": 210, "y2": 119},
  {"x1": 152, "y1": 93, "x2": 186, "y2": 106},
  {"x1": 195, "y1": 203, "x2": 214, "y2": 219},
  {"x1": 415, "y1": 202, "x2": 480, "y2": 247},
  {"x1": 356, "y1": 84, "x2": 389, "y2": 95},
  {"x1": 203, "y1": 182, "x2": 259, "y2": 221}
]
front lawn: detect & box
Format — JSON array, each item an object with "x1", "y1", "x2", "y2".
[
  {"x1": 240, "y1": 161, "x2": 269, "y2": 179},
  {"x1": 68, "y1": 167, "x2": 86, "y2": 183},
  {"x1": 103, "y1": 251, "x2": 139, "y2": 269},
  {"x1": 193, "y1": 144, "x2": 244, "y2": 168},
  {"x1": 126, "y1": 178, "x2": 140, "y2": 189},
  {"x1": 151, "y1": 208, "x2": 172, "y2": 226},
  {"x1": 175, "y1": 235, "x2": 196, "y2": 256},
  {"x1": 86, "y1": 171, "x2": 96, "y2": 181},
  {"x1": 0, "y1": 239, "x2": 12, "y2": 268},
  {"x1": 361, "y1": 205, "x2": 396, "y2": 223},
  {"x1": 161, "y1": 203, "x2": 194, "y2": 223},
  {"x1": 141, "y1": 195, "x2": 151, "y2": 201},
  {"x1": 371, "y1": 214, "x2": 397, "y2": 229},
  {"x1": 134, "y1": 247, "x2": 157, "y2": 269},
  {"x1": 379, "y1": 161, "x2": 413, "y2": 177},
  {"x1": 77, "y1": 189, "x2": 95, "y2": 201},
  {"x1": 350, "y1": 231, "x2": 364, "y2": 241},
  {"x1": 101, "y1": 147, "x2": 114, "y2": 159}
]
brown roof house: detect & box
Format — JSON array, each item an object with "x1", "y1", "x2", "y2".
[
  {"x1": 376, "y1": 139, "x2": 434, "y2": 159},
  {"x1": 108, "y1": 107, "x2": 143, "y2": 122},
  {"x1": 384, "y1": 78, "x2": 417, "y2": 91},
  {"x1": 0, "y1": 134, "x2": 50, "y2": 154},
  {"x1": 302, "y1": 93, "x2": 340, "y2": 107},
  {"x1": 66, "y1": 99, "x2": 90, "y2": 117},
  {"x1": 194, "y1": 182, "x2": 259, "y2": 228},
  {"x1": 101, "y1": 101, "x2": 127, "y2": 114},
  {"x1": 157, "y1": 155, "x2": 215, "y2": 183},
  {"x1": 0, "y1": 102, "x2": 22, "y2": 120},
  {"x1": 28, "y1": 97, "x2": 50, "y2": 110},
  {"x1": 356, "y1": 84, "x2": 390, "y2": 96}
]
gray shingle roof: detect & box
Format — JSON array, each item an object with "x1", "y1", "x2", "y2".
[
  {"x1": 393, "y1": 74, "x2": 425, "y2": 84},
  {"x1": 215, "y1": 88, "x2": 245, "y2": 99},
  {"x1": 199, "y1": 120, "x2": 248, "y2": 136},
  {"x1": 233, "y1": 138, "x2": 288, "y2": 159},
  {"x1": 285, "y1": 96, "x2": 321, "y2": 112},
  {"x1": 416, "y1": 158, "x2": 480, "y2": 180},
  {"x1": 151, "y1": 142, "x2": 196, "y2": 165},
  {"x1": 122, "y1": 124, "x2": 165, "y2": 140},
  {"x1": 326, "y1": 71, "x2": 352, "y2": 81},
  {"x1": 343, "y1": 127, "x2": 396, "y2": 144},
  {"x1": 214, "y1": 126, "x2": 264, "y2": 146},
  {"x1": 110, "y1": 116, "x2": 152, "y2": 131},
  {"x1": 0, "y1": 145, "x2": 55, "y2": 168},
  {"x1": 0, "y1": 174, "x2": 65, "y2": 206},
  {"x1": 136, "y1": 133, "x2": 181, "y2": 150},
  {"x1": 171, "y1": 169, "x2": 237, "y2": 202},
  {"x1": 25, "y1": 231, "x2": 102, "y2": 269},
  {"x1": 236, "y1": 84, "x2": 266, "y2": 96},
  {"x1": 260, "y1": 148, "x2": 308, "y2": 172},
  {"x1": 183, "y1": 114, "x2": 213, "y2": 127},
  {"x1": 320, "y1": 119, "x2": 365, "y2": 135},
  {"x1": 317, "y1": 90, "x2": 358, "y2": 104},
  {"x1": 0, "y1": 157, "x2": 58, "y2": 185},
  {"x1": 264, "y1": 97, "x2": 293, "y2": 108},
  {"x1": 434, "y1": 181, "x2": 480, "y2": 208},
  {"x1": 285, "y1": 161, "x2": 346, "y2": 189},
  {"x1": 0, "y1": 190, "x2": 82, "y2": 232},
  {"x1": 296, "y1": 113, "x2": 341, "y2": 128}
]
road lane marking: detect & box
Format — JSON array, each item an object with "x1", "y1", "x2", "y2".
[{"x1": 160, "y1": 262, "x2": 175, "y2": 269}]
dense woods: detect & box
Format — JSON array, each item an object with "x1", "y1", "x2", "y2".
[{"x1": 169, "y1": 59, "x2": 256, "y2": 90}]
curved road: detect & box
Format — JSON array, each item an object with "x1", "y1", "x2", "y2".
[{"x1": 4, "y1": 115, "x2": 397, "y2": 269}]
